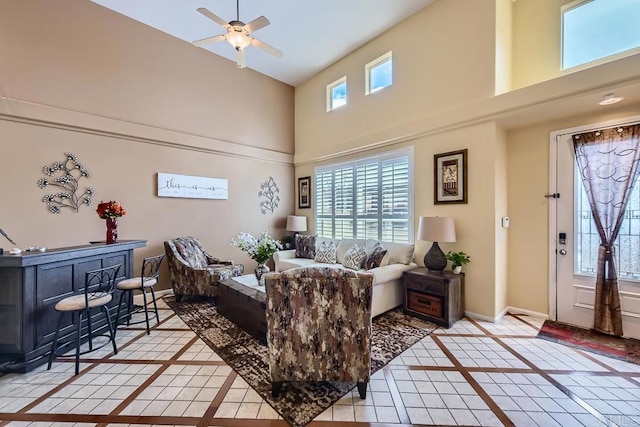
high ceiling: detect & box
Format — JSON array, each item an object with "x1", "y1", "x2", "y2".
[{"x1": 91, "y1": 0, "x2": 434, "y2": 87}]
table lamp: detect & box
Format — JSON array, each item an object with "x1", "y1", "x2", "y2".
[
  {"x1": 417, "y1": 216, "x2": 456, "y2": 272},
  {"x1": 286, "y1": 215, "x2": 307, "y2": 248}
]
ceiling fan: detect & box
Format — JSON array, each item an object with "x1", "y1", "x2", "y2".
[{"x1": 193, "y1": 1, "x2": 283, "y2": 68}]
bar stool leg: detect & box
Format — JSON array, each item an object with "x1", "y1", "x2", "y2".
[
  {"x1": 86, "y1": 307, "x2": 93, "y2": 352},
  {"x1": 75, "y1": 311, "x2": 82, "y2": 375},
  {"x1": 114, "y1": 290, "x2": 127, "y2": 339},
  {"x1": 47, "y1": 311, "x2": 64, "y2": 370},
  {"x1": 126, "y1": 290, "x2": 133, "y2": 326},
  {"x1": 142, "y1": 288, "x2": 151, "y2": 334},
  {"x1": 102, "y1": 305, "x2": 118, "y2": 355},
  {"x1": 150, "y1": 287, "x2": 160, "y2": 325}
]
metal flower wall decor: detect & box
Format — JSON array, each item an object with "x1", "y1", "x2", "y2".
[
  {"x1": 258, "y1": 176, "x2": 280, "y2": 214},
  {"x1": 37, "y1": 152, "x2": 95, "y2": 214}
]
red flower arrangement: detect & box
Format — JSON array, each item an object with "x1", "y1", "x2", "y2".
[{"x1": 96, "y1": 201, "x2": 127, "y2": 219}]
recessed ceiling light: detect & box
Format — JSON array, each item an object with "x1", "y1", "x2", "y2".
[{"x1": 599, "y1": 93, "x2": 624, "y2": 106}]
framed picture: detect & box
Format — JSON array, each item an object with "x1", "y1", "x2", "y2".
[
  {"x1": 298, "y1": 176, "x2": 311, "y2": 209},
  {"x1": 434, "y1": 149, "x2": 467, "y2": 204}
]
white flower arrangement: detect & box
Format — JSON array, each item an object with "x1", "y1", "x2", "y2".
[{"x1": 231, "y1": 230, "x2": 282, "y2": 264}]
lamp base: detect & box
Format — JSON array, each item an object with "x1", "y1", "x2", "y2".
[{"x1": 424, "y1": 242, "x2": 447, "y2": 272}]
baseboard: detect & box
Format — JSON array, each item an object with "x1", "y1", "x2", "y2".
[
  {"x1": 465, "y1": 310, "x2": 501, "y2": 323},
  {"x1": 507, "y1": 306, "x2": 549, "y2": 319},
  {"x1": 466, "y1": 306, "x2": 548, "y2": 323}
]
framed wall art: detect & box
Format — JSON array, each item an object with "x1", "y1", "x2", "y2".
[
  {"x1": 298, "y1": 176, "x2": 311, "y2": 209},
  {"x1": 434, "y1": 149, "x2": 467, "y2": 204}
]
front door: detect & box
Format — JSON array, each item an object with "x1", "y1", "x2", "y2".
[{"x1": 554, "y1": 125, "x2": 640, "y2": 339}]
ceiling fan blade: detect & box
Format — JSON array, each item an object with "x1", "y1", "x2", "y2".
[
  {"x1": 244, "y1": 16, "x2": 270, "y2": 33},
  {"x1": 236, "y1": 49, "x2": 246, "y2": 68},
  {"x1": 193, "y1": 34, "x2": 226, "y2": 47},
  {"x1": 251, "y1": 38, "x2": 283, "y2": 58},
  {"x1": 197, "y1": 7, "x2": 230, "y2": 28}
]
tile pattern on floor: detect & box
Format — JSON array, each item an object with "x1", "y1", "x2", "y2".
[{"x1": 1, "y1": 298, "x2": 639, "y2": 426}]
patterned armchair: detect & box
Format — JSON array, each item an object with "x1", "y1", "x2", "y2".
[
  {"x1": 164, "y1": 236, "x2": 244, "y2": 302},
  {"x1": 264, "y1": 266, "x2": 374, "y2": 399}
]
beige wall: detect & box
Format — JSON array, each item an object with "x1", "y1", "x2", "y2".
[
  {"x1": 294, "y1": 0, "x2": 496, "y2": 160},
  {"x1": 506, "y1": 102, "x2": 640, "y2": 315},
  {"x1": 0, "y1": 0, "x2": 295, "y2": 289},
  {"x1": 494, "y1": 0, "x2": 513, "y2": 94}
]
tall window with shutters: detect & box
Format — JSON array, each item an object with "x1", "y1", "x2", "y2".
[{"x1": 315, "y1": 148, "x2": 413, "y2": 243}]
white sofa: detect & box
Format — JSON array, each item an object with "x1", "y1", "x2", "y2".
[{"x1": 273, "y1": 238, "x2": 417, "y2": 317}]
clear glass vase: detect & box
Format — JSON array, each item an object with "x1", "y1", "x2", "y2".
[{"x1": 254, "y1": 263, "x2": 270, "y2": 284}]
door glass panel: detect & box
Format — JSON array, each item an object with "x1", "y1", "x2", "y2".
[{"x1": 575, "y1": 167, "x2": 640, "y2": 280}]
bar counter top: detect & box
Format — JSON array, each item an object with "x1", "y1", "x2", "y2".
[{"x1": 0, "y1": 240, "x2": 147, "y2": 268}]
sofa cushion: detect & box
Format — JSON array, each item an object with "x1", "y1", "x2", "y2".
[
  {"x1": 295, "y1": 235, "x2": 317, "y2": 259},
  {"x1": 364, "y1": 243, "x2": 388, "y2": 270},
  {"x1": 382, "y1": 242, "x2": 415, "y2": 265},
  {"x1": 314, "y1": 240, "x2": 337, "y2": 264},
  {"x1": 342, "y1": 244, "x2": 367, "y2": 270},
  {"x1": 277, "y1": 257, "x2": 321, "y2": 271}
]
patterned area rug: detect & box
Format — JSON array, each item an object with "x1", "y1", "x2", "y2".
[
  {"x1": 164, "y1": 296, "x2": 438, "y2": 426},
  {"x1": 537, "y1": 320, "x2": 640, "y2": 365}
]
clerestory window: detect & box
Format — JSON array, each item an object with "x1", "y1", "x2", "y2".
[
  {"x1": 365, "y1": 51, "x2": 393, "y2": 95},
  {"x1": 562, "y1": 0, "x2": 640, "y2": 69},
  {"x1": 326, "y1": 76, "x2": 347, "y2": 111}
]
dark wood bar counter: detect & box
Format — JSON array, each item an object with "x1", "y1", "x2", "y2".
[{"x1": 0, "y1": 240, "x2": 146, "y2": 372}]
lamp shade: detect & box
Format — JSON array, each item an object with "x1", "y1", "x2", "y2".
[
  {"x1": 417, "y1": 217, "x2": 456, "y2": 243},
  {"x1": 286, "y1": 215, "x2": 307, "y2": 232}
]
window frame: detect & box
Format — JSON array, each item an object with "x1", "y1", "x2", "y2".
[
  {"x1": 326, "y1": 76, "x2": 347, "y2": 112},
  {"x1": 314, "y1": 147, "x2": 413, "y2": 243},
  {"x1": 365, "y1": 51, "x2": 393, "y2": 95}
]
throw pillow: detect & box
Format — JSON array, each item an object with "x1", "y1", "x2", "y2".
[
  {"x1": 295, "y1": 234, "x2": 317, "y2": 259},
  {"x1": 364, "y1": 243, "x2": 388, "y2": 270},
  {"x1": 314, "y1": 240, "x2": 337, "y2": 264},
  {"x1": 342, "y1": 244, "x2": 367, "y2": 270}
]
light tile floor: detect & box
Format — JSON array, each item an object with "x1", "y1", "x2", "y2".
[{"x1": 1, "y1": 298, "x2": 639, "y2": 426}]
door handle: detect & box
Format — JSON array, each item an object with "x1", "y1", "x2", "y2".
[{"x1": 559, "y1": 249, "x2": 567, "y2": 255}]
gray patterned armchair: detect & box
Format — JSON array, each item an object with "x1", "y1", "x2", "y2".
[
  {"x1": 264, "y1": 266, "x2": 374, "y2": 399},
  {"x1": 164, "y1": 236, "x2": 244, "y2": 302}
]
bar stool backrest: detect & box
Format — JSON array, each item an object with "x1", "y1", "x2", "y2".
[
  {"x1": 85, "y1": 264, "x2": 121, "y2": 306},
  {"x1": 142, "y1": 254, "x2": 164, "y2": 282}
]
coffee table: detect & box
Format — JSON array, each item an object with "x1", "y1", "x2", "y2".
[{"x1": 217, "y1": 274, "x2": 267, "y2": 344}]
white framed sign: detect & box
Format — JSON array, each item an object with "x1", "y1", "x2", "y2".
[{"x1": 157, "y1": 173, "x2": 228, "y2": 200}]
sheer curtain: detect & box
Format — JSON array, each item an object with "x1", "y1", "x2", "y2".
[{"x1": 572, "y1": 124, "x2": 640, "y2": 336}]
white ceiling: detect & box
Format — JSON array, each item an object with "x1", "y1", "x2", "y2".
[{"x1": 91, "y1": 0, "x2": 434, "y2": 86}]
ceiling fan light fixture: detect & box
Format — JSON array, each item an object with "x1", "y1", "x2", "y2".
[
  {"x1": 599, "y1": 93, "x2": 624, "y2": 106},
  {"x1": 226, "y1": 28, "x2": 251, "y2": 50}
]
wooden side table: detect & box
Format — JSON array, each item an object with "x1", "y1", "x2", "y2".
[{"x1": 402, "y1": 267, "x2": 464, "y2": 328}]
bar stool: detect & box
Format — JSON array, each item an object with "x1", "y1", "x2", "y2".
[
  {"x1": 115, "y1": 254, "x2": 164, "y2": 336},
  {"x1": 48, "y1": 264, "x2": 120, "y2": 375}
]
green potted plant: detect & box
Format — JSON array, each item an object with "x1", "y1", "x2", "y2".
[{"x1": 446, "y1": 251, "x2": 470, "y2": 274}]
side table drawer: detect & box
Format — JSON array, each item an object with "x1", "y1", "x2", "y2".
[
  {"x1": 404, "y1": 275, "x2": 446, "y2": 296},
  {"x1": 407, "y1": 290, "x2": 443, "y2": 319}
]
